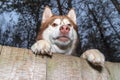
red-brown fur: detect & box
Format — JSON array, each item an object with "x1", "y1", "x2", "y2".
[{"x1": 37, "y1": 15, "x2": 78, "y2": 40}]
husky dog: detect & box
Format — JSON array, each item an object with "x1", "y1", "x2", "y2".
[{"x1": 31, "y1": 6, "x2": 105, "y2": 65}]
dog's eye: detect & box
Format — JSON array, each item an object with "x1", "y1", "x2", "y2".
[
  {"x1": 52, "y1": 23, "x2": 58, "y2": 27},
  {"x1": 67, "y1": 24, "x2": 72, "y2": 27}
]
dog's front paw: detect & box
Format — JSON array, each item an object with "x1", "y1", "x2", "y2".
[
  {"x1": 81, "y1": 49, "x2": 105, "y2": 66},
  {"x1": 31, "y1": 40, "x2": 52, "y2": 56}
]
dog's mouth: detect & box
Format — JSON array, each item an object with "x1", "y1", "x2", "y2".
[{"x1": 56, "y1": 36, "x2": 70, "y2": 42}]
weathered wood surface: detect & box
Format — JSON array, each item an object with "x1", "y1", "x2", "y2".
[{"x1": 0, "y1": 45, "x2": 120, "y2": 80}]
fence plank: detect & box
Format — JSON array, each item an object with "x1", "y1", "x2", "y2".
[
  {"x1": 0, "y1": 46, "x2": 13, "y2": 80},
  {"x1": 46, "y1": 53, "x2": 110, "y2": 80},
  {"x1": 0, "y1": 45, "x2": 2, "y2": 54},
  {"x1": 105, "y1": 62, "x2": 120, "y2": 80},
  {"x1": 0, "y1": 45, "x2": 120, "y2": 80},
  {"x1": 0, "y1": 46, "x2": 46, "y2": 80}
]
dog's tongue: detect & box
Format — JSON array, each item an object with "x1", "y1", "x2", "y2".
[{"x1": 58, "y1": 37, "x2": 69, "y2": 42}]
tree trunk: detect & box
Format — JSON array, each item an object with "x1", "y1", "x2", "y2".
[
  {"x1": 0, "y1": 45, "x2": 120, "y2": 80},
  {"x1": 56, "y1": 0, "x2": 63, "y2": 15},
  {"x1": 68, "y1": 0, "x2": 72, "y2": 9}
]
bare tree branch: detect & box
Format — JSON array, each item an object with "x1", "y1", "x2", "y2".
[{"x1": 111, "y1": 0, "x2": 120, "y2": 14}]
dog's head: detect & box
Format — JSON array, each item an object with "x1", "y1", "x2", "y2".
[{"x1": 37, "y1": 6, "x2": 78, "y2": 51}]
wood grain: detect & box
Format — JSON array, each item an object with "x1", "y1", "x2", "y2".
[
  {"x1": 0, "y1": 45, "x2": 120, "y2": 80},
  {"x1": 0, "y1": 46, "x2": 46, "y2": 80},
  {"x1": 46, "y1": 54, "x2": 110, "y2": 80}
]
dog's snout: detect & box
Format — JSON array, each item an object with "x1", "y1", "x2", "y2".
[{"x1": 60, "y1": 25, "x2": 70, "y2": 34}]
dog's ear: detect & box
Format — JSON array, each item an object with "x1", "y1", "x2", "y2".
[
  {"x1": 67, "y1": 8, "x2": 76, "y2": 24},
  {"x1": 42, "y1": 6, "x2": 53, "y2": 23}
]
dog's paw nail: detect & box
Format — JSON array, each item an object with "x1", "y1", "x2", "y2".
[
  {"x1": 81, "y1": 49, "x2": 105, "y2": 66},
  {"x1": 31, "y1": 40, "x2": 52, "y2": 56}
]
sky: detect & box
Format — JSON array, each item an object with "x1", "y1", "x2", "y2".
[{"x1": 0, "y1": 11, "x2": 19, "y2": 32}]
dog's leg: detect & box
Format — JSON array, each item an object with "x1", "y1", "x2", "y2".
[
  {"x1": 31, "y1": 40, "x2": 52, "y2": 56},
  {"x1": 81, "y1": 49, "x2": 105, "y2": 66}
]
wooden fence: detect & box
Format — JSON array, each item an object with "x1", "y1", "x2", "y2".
[{"x1": 0, "y1": 45, "x2": 120, "y2": 80}]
